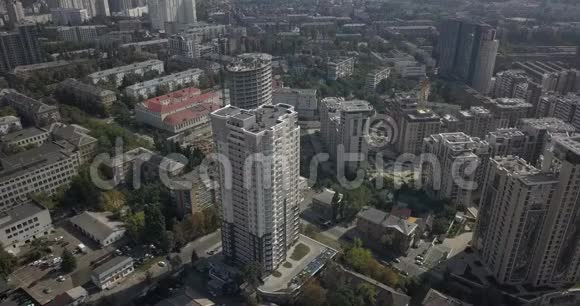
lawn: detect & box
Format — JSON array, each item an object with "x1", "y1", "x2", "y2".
[{"x1": 290, "y1": 243, "x2": 311, "y2": 261}]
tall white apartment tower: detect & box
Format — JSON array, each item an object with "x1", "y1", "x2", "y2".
[
  {"x1": 475, "y1": 135, "x2": 580, "y2": 287},
  {"x1": 148, "y1": 0, "x2": 197, "y2": 30},
  {"x1": 210, "y1": 103, "x2": 301, "y2": 272},
  {"x1": 225, "y1": 53, "x2": 273, "y2": 110}
]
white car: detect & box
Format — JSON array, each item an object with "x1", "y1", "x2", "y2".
[
  {"x1": 57, "y1": 276, "x2": 65, "y2": 282},
  {"x1": 157, "y1": 261, "x2": 167, "y2": 267}
]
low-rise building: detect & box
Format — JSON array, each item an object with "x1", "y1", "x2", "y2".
[
  {"x1": 125, "y1": 69, "x2": 204, "y2": 99},
  {"x1": 311, "y1": 188, "x2": 341, "y2": 221},
  {"x1": 0, "y1": 116, "x2": 21, "y2": 135},
  {"x1": 366, "y1": 67, "x2": 391, "y2": 91},
  {"x1": 327, "y1": 57, "x2": 354, "y2": 80},
  {"x1": 356, "y1": 206, "x2": 418, "y2": 254},
  {"x1": 70, "y1": 211, "x2": 125, "y2": 247},
  {"x1": 135, "y1": 87, "x2": 219, "y2": 134},
  {"x1": 1, "y1": 127, "x2": 49, "y2": 148},
  {"x1": 91, "y1": 256, "x2": 134, "y2": 290},
  {"x1": 11, "y1": 60, "x2": 89, "y2": 80},
  {"x1": 1, "y1": 90, "x2": 61, "y2": 127},
  {"x1": 394, "y1": 60, "x2": 426, "y2": 78},
  {"x1": 0, "y1": 143, "x2": 79, "y2": 211},
  {"x1": 87, "y1": 59, "x2": 164, "y2": 86},
  {"x1": 45, "y1": 286, "x2": 88, "y2": 306},
  {"x1": 0, "y1": 201, "x2": 52, "y2": 251},
  {"x1": 49, "y1": 123, "x2": 98, "y2": 165},
  {"x1": 55, "y1": 79, "x2": 117, "y2": 114},
  {"x1": 272, "y1": 88, "x2": 318, "y2": 120}
]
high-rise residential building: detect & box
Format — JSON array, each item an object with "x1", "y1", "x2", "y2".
[
  {"x1": 493, "y1": 69, "x2": 529, "y2": 98},
  {"x1": 436, "y1": 19, "x2": 499, "y2": 94},
  {"x1": 272, "y1": 88, "x2": 318, "y2": 121},
  {"x1": 169, "y1": 32, "x2": 201, "y2": 59},
  {"x1": 148, "y1": 0, "x2": 197, "y2": 31},
  {"x1": 456, "y1": 106, "x2": 494, "y2": 139},
  {"x1": 518, "y1": 117, "x2": 575, "y2": 165},
  {"x1": 537, "y1": 93, "x2": 580, "y2": 131},
  {"x1": 210, "y1": 103, "x2": 301, "y2": 273},
  {"x1": 397, "y1": 108, "x2": 441, "y2": 155},
  {"x1": 486, "y1": 128, "x2": 528, "y2": 159},
  {"x1": 483, "y1": 98, "x2": 533, "y2": 129},
  {"x1": 225, "y1": 53, "x2": 272, "y2": 110},
  {"x1": 0, "y1": 23, "x2": 43, "y2": 73},
  {"x1": 422, "y1": 132, "x2": 489, "y2": 207},
  {"x1": 6, "y1": 0, "x2": 25, "y2": 28},
  {"x1": 475, "y1": 135, "x2": 580, "y2": 287},
  {"x1": 51, "y1": 8, "x2": 89, "y2": 25},
  {"x1": 319, "y1": 98, "x2": 374, "y2": 174}
]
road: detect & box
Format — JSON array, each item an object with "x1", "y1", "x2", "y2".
[{"x1": 179, "y1": 230, "x2": 222, "y2": 263}]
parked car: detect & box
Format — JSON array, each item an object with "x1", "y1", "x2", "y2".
[
  {"x1": 57, "y1": 276, "x2": 65, "y2": 282},
  {"x1": 158, "y1": 261, "x2": 167, "y2": 267},
  {"x1": 393, "y1": 258, "x2": 401, "y2": 263}
]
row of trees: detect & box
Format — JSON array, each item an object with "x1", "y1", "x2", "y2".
[{"x1": 342, "y1": 239, "x2": 400, "y2": 288}]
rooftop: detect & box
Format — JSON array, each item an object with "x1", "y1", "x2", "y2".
[
  {"x1": 69, "y1": 211, "x2": 125, "y2": 242},
  {"x1": 422, "y1": 289, "x2": 470, "y2": 306},
  {"x1": 341, "y1": 100, "x2": 374, "y2": 113},
  {"x1": 225, "y1": 53, "x2": 272, "y2": 72},
  {"x1": 212, "y1": 103, "x2": 297, "y2": 134},
  {"x1": 489, "y1": 128, "x2": 526, "y2": 139},
  {"x1": 1, "y1": 127, "x2": 47, "y2": 143},
  {"x1": 88, "y1": 59, "x2": 163, "y2": 78},
  {"x1": 312, "y1": 188, "x2": 336, "y2": 205},
  {"x1": 492, "y1": 156, "x2": 558, "y2": 185},
  {"x1": 490, "y1": 98, "x2": 533, "y2": 109},
  {"x1": 518, "y1": 117, "x2": 575, "y2": 133},
  {"x1": 0, "y1": 202, "x2": 47, "y2": 230},
  {"x1": 357, "y1": 207, "x2": 417, "y2": 236},
  {"x1": 0, "y1": 143, "x2": 75, "y2": 181},
  {"x1": 2, "y1": 90, "x2": 57, "y2": 114},
  {"x1": 141, "y1": 87, "x2": 212, "y2": 113},
  {"x1": 126, "y1": 69, "x2": 203, "y2": 91},
  {"x1": 92, "y1": 256, "x2": 133, "y2": 277},
  {"x1": 406, "y1": 108, "x2": 440, "y2": 121},
  {"x1": 59, "y1": 79, "x2": 115, "y2": 97},
  {"x1": 13, "y1": 60, "x2": 87, "y2": 73}
]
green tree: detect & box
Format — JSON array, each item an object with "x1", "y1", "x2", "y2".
[
  {"x1": 356, "y1": 283, "x2": 376, "y2": 306},
  {"x1": 298, "y1": 280, "x2": 327, "y2": 306},
  {"x1": 0, "y1": 245, "x2": 17, "y2": 277},
  {"x1": 0, "y1": 106, "x2": 17, "y2": 116},
  {"x1": 123, "y1": 211, "x2": 145, "y2": 243},
  {"x1": 100, "y1": 190, "x2": 125, "y2": 214},
  {"x1": 61, "y1": 249, "x2": 77, "y2": 273},
  {"x1": 61, "y1": 167, "x2": 101, "y2": 210},
  {"x1": 241, "y1": 262, "x2": 263, "y2": 290}
]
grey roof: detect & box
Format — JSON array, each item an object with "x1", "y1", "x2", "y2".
[
  {"x1": 88, "y1": 59, "x2": 163, "y2": 78},
  {"x1": 312, "y1": 188, "x2": 336, "y2": 205},
  {"x1": 422, "y1": 289, "x2": 471, "y2": 306},
  {"x1": 92, "y1": 256, "x2": 133, "y2": 278},
  {"x1": 69, "y1": 211, "x2": 124, "y2": 242},
  {"x1": 50, "y1": 123, "x2": 97, "y2": 147},
  {"x1": 0, "y1": 202, "x2": 47, "y2": 229},
  {"x1": 1, "y1": 127, "x2": 47, "y2": 142},
  {"x1": 0, "y1": 143, "x2": 75, "y2": 181},
  {"x1": 3, "y1": 90, "x2": 57, "y2": 113},
  {"x1": 59, "y1": 78, "x2": 115, "y2": 98},
  {"x1": 357, "y1": 207, "x2": 418, "y2": 236}
]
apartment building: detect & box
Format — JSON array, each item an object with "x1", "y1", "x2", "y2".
[
  {"x1": 518, "y1": 117, "x2": 575, "y2": 164},
  {"x1": 124, "y1": 68, "x2": 204, "y2": 99},
  {"x1": 55, "y1": 79, "x2": 117, "y2": 114},
  {"x1": 0, "y1": 201, "x2": 53, "y2": 251},
  {"x1": 0, "y1": 143, "x2": 79, "y2": 211},
  {"x1": 210, "y1": 104, "x2": 300, "y2": 273},
  {"x1": 135, "y1": 87, "x2": 219, "y2": 134},
  {"x1": 1, "y1": 127, "x2": 50, "y2": 148},
  {"x1": 422, "y1": 132, "x2": 489, "y2": 207},
  {"x1": 51, "y1": 8, "x2": 89, "y2": 25},
  {"x1": 226, "y1": 53, "x2": 272, "y2": 110},
  {"x1": 483, "y1": 98, "x2": 533, "y2": 129},
  {"x1": 272, "y1": 88, "x2": 318, "y2": 121},
  {"x1": 356, "y1": 207, "x2": 417, "y2": 255},
  {"x1": 171, "y1": 168, "x2": 214, "y2": 216},
  {"x1": 456, "y1": 106, "x2": 494, "y2": 139},
  {"x1": 475, "y1": 135, "x2": 580, "y2": 287},
  {"x1": 91, "y1": 256, "x2": 134, "y2": 290},
  {"x1": 396, "y1": 109, "x2": 441, "y2": 155},
  {"x1": 394, "y1": 60, "x2": 426, "y2": 78},
  {"x1": 0, "y1": 23, "x2": 43, "y2": 73},
  {"x1": 327, "y1": 57, "x2": 354, "y2": 81},
  {"x1": 537, "y1": 93, "x2": 580, "y2": 131},
  {"x1": 319, "y1": 97, "x2": 374, "y2": 174},
  {"x1": 169, "y1": 32, "x2": 201, "y2": 59},
  {"x1": 366, "y1": 67, "x2": 391, "y2": 91},
  {"x1": 87, "y1": 59, "x2": 165, "y2": 86},
  {"x1": 493, "y1": 69, "x2": 529, "y2": 98},
  {"x1": 1, "y1": 90, "x2": 61, "y2": 127},
  {"x1": 486, "y1": 128, "x2": 528, "y2": 159}
]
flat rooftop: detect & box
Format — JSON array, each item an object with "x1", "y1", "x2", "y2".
[
  {"x1": 1, "y1": 127, "x2": 47, "y2": 142},
  {"x1": 88, "y1": 59, "x2": 163, "y2": 78},
  {"x1": 259, "y1": 235, "x2": 337, "y2": 293},
  {"x1": 489, "y1": 128, "x2": 525, "y2": 138},
  {"x1": 0, "y1": 202, "x2": 47, "y2": 229},
  {"x1": 126, "y1": 69, "x2": 203, "y2": 90},
  {"x1": 519, "y1": 117, "x2": 575, "y2": 133},
  {"x1": 225, "y1": 53, "x2": 271, "y2": 72},
  {"x1": 341, "y1": 100, "x2": 373, "y2": 113},
  {"x1": 212, "y1": 104, "x2": 297, "y2": 133},
  {"x1": 0, "y1": 143, "x2": 74, "y2": 181}
]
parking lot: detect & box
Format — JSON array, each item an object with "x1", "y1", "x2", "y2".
[{"x1": 10, "y1": 224, "x2": 118, "y2": 304}]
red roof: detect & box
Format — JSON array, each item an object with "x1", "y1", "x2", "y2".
[
  {"x1": 142, "y1": 87, "x2": 218, "y2": 114},
  {"x1": 163, "y1": 103, "x2": 219, "y2": 126}
]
